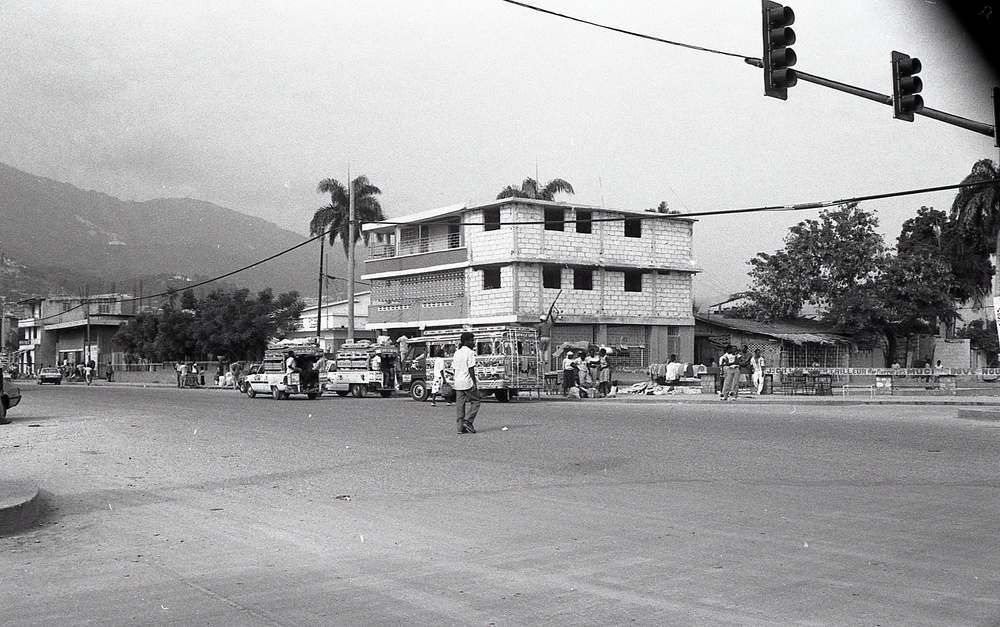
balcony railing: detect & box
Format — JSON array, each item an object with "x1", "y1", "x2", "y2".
[{"x1": 369, "y1": 232, "x2": 462, "y2": 259}]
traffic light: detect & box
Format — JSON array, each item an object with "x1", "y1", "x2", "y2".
[
  {"x1": 892, "y1": 51, "x2": 923, "y2": 122},
  {"x1": 762, "y1": 0, "x2": 797, "y2": 100}
]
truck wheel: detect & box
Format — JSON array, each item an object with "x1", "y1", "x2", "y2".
[
  {"x1": 350, "y1": 384, "x2": 365, "y2": 398},
  {"x1": 336, "y1": 391, "x2": 349, "y2": 397},
  {"x1": 246, "y1": 387, "x2": 256, "y2": 398},
  {"x1": 409, "y1": 380, "x2": 428, "y2": 402},
  {"x1": 494, "y1": 389, "x2": 511, "y2": 403}
]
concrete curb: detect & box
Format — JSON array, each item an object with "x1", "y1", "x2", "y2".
[{"x1": 0, "y1": 480, "x2": 41, "y2": 536}]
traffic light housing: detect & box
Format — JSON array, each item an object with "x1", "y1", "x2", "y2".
[
  {"x1": 892, "y1": 51, "x2": 923, "y2": 121},
  {"x1": 762, "y1": 0, "x2": 797, "y2": 100}
]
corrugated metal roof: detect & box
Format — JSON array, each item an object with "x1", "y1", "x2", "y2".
[{"x1": 695, "y1": 314, "x2": 850, "y2": 345}]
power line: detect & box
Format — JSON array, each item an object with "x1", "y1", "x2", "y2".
[
  {"x1": 26, "y1": 175, "x2": 1000, "y2": 323},
  {"x1": 33, "y1": 230, "x2": 329, "y2": 322},
  {"x1": 498, "y1": 0, "x2": 750, "y2": 61},
  {"x1": 370, "y1": 177, "x2": 1000, "y2": 226}
]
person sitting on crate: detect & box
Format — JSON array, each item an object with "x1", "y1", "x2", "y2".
[{"x1": 285, "y1": 351, "x2": 301, "y2": 374}]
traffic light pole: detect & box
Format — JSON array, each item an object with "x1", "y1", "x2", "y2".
[{"x1": 747, "y1": 57, "x2": 996, "y2": 139}]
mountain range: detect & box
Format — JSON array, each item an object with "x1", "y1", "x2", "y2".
[{"x1": 0, "y1": 163, "x2": 344, "y2": 305}]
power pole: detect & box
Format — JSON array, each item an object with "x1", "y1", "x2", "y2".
[
  {"x1": 316, "y1": 234, "x2": 324, "y2": 339},
  {"x1": 347, "y1": 168, "x2": 355, "y2": 342}
]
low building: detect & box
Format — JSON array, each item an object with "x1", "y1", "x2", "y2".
[
  {"x1": 17, "y1": 294, "x2": 136, "y2": 372},
  {"x1": 362, "y1": 198, "x2": 700, "y2": 370},
  {"x1": 286, "y1": 291, "x2": 374, "y2": 353},
  {"x1": 694, "y1": 313, "x2": 852, "y2": 370}
]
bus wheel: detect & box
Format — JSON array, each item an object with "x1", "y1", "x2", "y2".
[
  {"x1": 410, "y1": 380, "x2": 428, "y2": 402},
  {"x1": 494, "y1": 389, "x2": 511, "y2": 403}
]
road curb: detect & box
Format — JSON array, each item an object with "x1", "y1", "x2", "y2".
[{"x1": 0, "y1": 480, "x2": 41, "y2": 536}]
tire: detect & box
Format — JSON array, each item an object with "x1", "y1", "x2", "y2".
[
  {"x1": 336, "y1": 391, "x2": 349, "y2": 397},
  {"x1": 246, "y1": 387, "x2": 256, "y2": 398},
  {"x1": 409, "y1": 380, "x2": 428, "y2": 402},
  {"x1": 56, "y1": 380, "x2": 61, "y2": 385},
  {"x1": 494, "y1": 389, "x2": 511, "y2": 403},
  {"x1": 379, "y1": 390, "x2": 392, "y2": 398},
  {"x1": 0, "y1": 401, "x2": 7, "y2": 424},
  {"x1": 350, "y1": 384, "x2": 365, "y2": 398},
  {"x1": 272, "y1": 387, "x2": 282, "y2": 400}
]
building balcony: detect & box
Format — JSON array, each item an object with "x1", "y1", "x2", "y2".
[{"x1": 364, "y1": 239, "x2": 468, "y2": 278}]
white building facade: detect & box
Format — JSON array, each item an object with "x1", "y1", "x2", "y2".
[{"x1": 361, "y1": 199, "x2": 699, "y2": 369}]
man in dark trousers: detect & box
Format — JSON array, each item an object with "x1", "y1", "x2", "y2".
[{"x1": 452, "y1": 331, "x2": 480, "y2": 434}]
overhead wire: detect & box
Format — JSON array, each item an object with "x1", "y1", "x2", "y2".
[
  {"x1": 497, "y1": 0, "x2": 751, "y2": 61},
  {"x1": 30, "y1": 175, "x2": 1000, "y2": 323}
]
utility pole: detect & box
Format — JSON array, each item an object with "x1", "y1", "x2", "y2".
[
  {"x1": 347, "y1": 168, "x2": 355, "y2": 342},
  {"x1": 316, "y1": 234, "x2": 324, "y2": 339}
]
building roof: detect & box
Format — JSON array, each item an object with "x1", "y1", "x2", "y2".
[
  {"x1": 363, "y1": 198, "x2": 697, "y2": 233},
  {"x1": 695, "y1": 313, "x2": 850, "y2": 345}
]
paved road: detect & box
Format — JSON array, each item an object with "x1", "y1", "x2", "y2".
[{"x1": 2, "y1": 385, "x2": 999, "y2": 626}]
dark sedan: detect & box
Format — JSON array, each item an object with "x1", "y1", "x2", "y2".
[{"x1": 1, "y1": 374, "x2": 21, "y2": 424}]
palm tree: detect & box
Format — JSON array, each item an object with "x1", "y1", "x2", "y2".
[
  {"x1": 310, "y1": 175, "x2": 386, "y2": 256},
  {"x1": 950, "y1": 159, "x2": 1000, "y2": 305},
  {"x1": 496, "y1": 177, "x2": 574, "y2": 201}
]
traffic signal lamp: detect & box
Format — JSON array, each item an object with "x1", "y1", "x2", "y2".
[
  {"x1": 892, "y1": 51, "x2": 923, "y2": 122},
  {"x1": 762, "y1": 0, "x2": 797, "y2": 100}
]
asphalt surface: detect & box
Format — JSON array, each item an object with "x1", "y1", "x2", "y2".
[{"x1": 2, "y1": 384, "x2": 1000, "y2": 626}]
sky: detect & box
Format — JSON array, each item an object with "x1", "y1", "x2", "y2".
[{"x1": 2, "y1": 0, "x2": 997, "y2": 307}]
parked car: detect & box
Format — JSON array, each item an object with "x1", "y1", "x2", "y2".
[
  {"x1": 1, "y1": 373, "x2": 21, "y2": 424},
  {"x1": 37, "y1": 367, "x2": 63, "y2": 385}
]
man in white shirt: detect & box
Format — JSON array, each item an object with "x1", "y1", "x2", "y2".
[
  {"x1": 452, "y1": 331, "x2": 480, "y2": 434},
  {"x1": 665, "y1": 354, "x2": 684, "y2": 391}
]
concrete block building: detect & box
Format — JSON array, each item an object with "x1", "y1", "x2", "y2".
[
  {"x1": 361, "y1": 198, "x2": 699, "y2": 369},
  {"x1": 17, "y1": 294, "x2": 135, "y2": 373}
]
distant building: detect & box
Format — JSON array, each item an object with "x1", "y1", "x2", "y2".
[
  {"x1": 361, "y1": 198, "x2": 700, "y2": 369},
  {"x1": 287, "y1": 291, "x2": 374, "y2": 353},
  {"x1": 17, "y1": 294, "x2": 136, "y2": 372}
]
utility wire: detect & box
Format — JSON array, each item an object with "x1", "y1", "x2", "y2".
[
  {"x1": 370, "y1": 178, "x2": 1000, "y2": 226},
  {"x1": 34, "y1": 230, "x2": 329, "y2": 322},
  {"x1": 498, "y1": 0, "x2": 750, "y2": 60},
  {"x1": 27, "y1": 176, "x2": 1000, "y2": 323}
]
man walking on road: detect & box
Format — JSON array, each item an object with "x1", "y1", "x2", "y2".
[{"x1": 453, "y1": 331, "x2": 480, "y2": 434}]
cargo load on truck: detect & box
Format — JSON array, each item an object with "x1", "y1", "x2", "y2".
[
  {"x1": 325, "y1": 339, "x2": 399, "y2": 397},
  {"x1": 243, "y1": 340, "x2": 324, "y2": 400}
]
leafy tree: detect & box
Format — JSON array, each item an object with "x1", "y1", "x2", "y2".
[
  {"x1": 311, "y1": 175, "x2": 386, "y2": 256},
  {"x1": 956, "y1": 319, "x2": 1000, "y2": 366},
  {"x1": 741, "y1": 203, "x2": 957, "y2": 365},
  {"x1": 743, "y1": 203, "x2": 885, "y2": 319},
  {"x1": 496, "y1": 177, "x2": 574, "y2": 201},
  {"x1": 113, "y1": 289, "x2": 303, "y2": 362},
  {"x1": 113, "y1": 310, "x2": 161, "y2": 362},
  {"x1": 646, "y1": 201, "x2": 680, "y2": 214},
  {"x1": 949, "y1": 159, "x2": 1000, "y2": 303}
]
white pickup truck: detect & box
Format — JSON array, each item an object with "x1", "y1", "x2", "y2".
[{"x1": 243, "y1": 347, "x2": 323, "y2": 400}]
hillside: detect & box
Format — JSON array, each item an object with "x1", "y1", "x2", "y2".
[{"x1": 0, "y1": 163, "x2": 346, "y2": 303}]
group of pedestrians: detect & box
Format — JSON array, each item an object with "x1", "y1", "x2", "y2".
[
  {"x1": 561, "y1": 347, "x2": 612, "y2": 398},
  {"x1": 718, "y1": 344, "x2": 766, "y2": 400}
]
